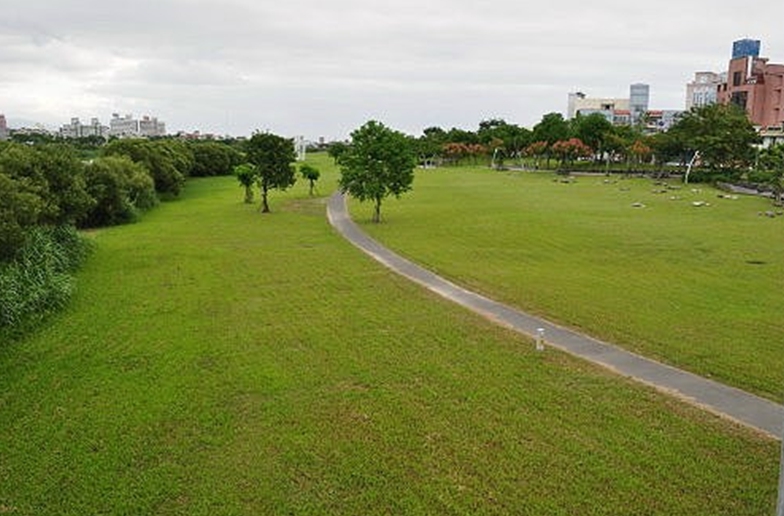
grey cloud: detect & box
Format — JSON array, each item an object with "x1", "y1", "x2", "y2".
[{"x1": 1, "y1": 0, "x2": 783, "y2": 138}]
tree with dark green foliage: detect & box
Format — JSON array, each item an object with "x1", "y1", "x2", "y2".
[
  {"x1": 0, "y1": 143, "x2": 94, "y2": 227},
  {"x1": 299, "y1": 164, "x2": 321, "y2": 196},
  {"x1": 338, "y1": 120, "x2": 416, "y2": 223},
  {"x1": 233, "y1": 163, "x2": 257, "y2": 204},
  {"x1": 245, "y1": 132, "x2": 297, "y2": 213},
  {"x1": 326, "y1": 141, "x2": 349, "y2": 164},
  {"x1": 0, "y1": 173, "x2": 43, "y2": 261},
  {"x1": 189, "y1": 141, "x2": 242, "y2": 177},
  {"x1": 755, "y1": 143, "x2": 784, "y2": 205},
  {"x1": 571, "y1": 112, "x2": 614, "y2": 163},
  {"x1": 533, "y1": 113, "x2": 571, "y2": 145},
  {"x1": 103, "y1": 139, "x2": 193, "y2": 197},
  {"x1": 81, "y1": 156, "x2": 157, "y2": 227},
  {"x1": 533, "y1": 113, "x2": 571, "y2": 167},
  {"x1": 668, "y1": 104, "x2": 760, "y2": 179}
]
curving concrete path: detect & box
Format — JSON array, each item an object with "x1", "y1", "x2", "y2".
[{"x1": 327, "y1": 191, "x2": 784, "y2": 438}]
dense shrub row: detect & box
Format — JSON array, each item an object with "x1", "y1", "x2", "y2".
[{"x1": 0, "y1": 138, "x2": 243, "y2": 336}]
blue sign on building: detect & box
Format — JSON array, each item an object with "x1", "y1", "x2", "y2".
[{"x1": 732, "y1": 39, "x2": 761, "y2": 59}]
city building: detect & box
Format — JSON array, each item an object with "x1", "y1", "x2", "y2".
[
  {"x1": 629, "y1": 83, "x2": 650, "y2": 124},
  {"x1": 717, "y1": 39, "x2": 784, "y2": 129},
  {"x1": 567, "y1": 92, "x2": 629, "y2": 120},
  {"x1": 109, "y1": 113, "x2": 139, "y2": 137},
  {"x1": 685, "y1": 71, "x2": 725, "y2": 110},
  {"x1": 59, "y1": 117, "x2": 109, "y2": 139},
  {"x1": 138, "y1": 115, "x2": 166, "y2": 137},
  {"x1": 567, "y1": 83, "x2": 678, "y2": 131},
  {"x1": 0, "y1": 114, "x2": 8, "y2": 140}
]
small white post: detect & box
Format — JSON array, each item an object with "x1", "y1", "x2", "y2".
[{"x1": 536, "y1": 328, "x2": 545, "y2": 351}]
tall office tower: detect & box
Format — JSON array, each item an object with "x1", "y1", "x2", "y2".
[{"x1": 629, "y1": 83, "x2": 650, "y2": 124}]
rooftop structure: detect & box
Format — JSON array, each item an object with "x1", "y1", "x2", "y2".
[{"x1": 732, "y1": 38, "x2": 761, "y2": 59}]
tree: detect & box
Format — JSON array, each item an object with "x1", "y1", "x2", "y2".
[
  {"x1": 0, "y1": 143, "x2": 94, "y2": 226},
  {"x1": 338, "y1": 120, "x2": 416, "y2": 223},
  {"x1": 523, "y1": 141, "x2": 549, "y2": 169},
  {"x1": 551, "y1": 138, "x2": 592, "y2": 171},
  {"x1": 103, "y1": 139, "x2": 189, "y2": 197},
  {"x1": 299, "y1": 164, "x2": 321, "y2": 196},
  {"x1": 189, "y1": 141, "x2": 242, "y2": 177},
  {"x1": 81, "y1": 156, "x2": 157, "y2": 227},
  {"x1": 571, "y1": 113, "x2": 614, "y2": 163},
  {"x1": 667, "y1": 103, "x2": 760, "y2": 179},
  {"x1": 0, "y1": 172, "x2": 43, "y2": 261},
  {"x1": 246, "y1": 132, "x2": 297, "y2": 213},
  {"x1": 233, "y1": 163, "x2": 257, "y2": 204},
  {"x1": 533, "y1": 113, "x2": 571, "y2": 146},
  {"x1": 327, "y1": 141, "x2": 349, "y2": 164},
  {"x1": 533, "y1": 113, "x2": 571, "y2": 167},
  {"x1": 755, "y1": 143, "x2": 784, "y2": 205}
]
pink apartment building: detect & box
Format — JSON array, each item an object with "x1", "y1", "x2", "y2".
[{"x1": 717, "y1": 51, "x2": 784, "y2": 129}]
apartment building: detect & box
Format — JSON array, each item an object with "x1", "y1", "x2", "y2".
[
  {"x1": 685, "y1": 72, "x2": 725, "y2": 110},
  {"x1": 717, "y1": 40, "x2": 784, "y2": 129},
  {"x1": 59, "y1": 117, "x2": 109, "y2": 139}
]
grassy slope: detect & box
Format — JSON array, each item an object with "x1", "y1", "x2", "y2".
[
  {"x1": 349, "y1": 163, "x2": 784, "y2": 401},
  {"x1": 0, "y1": 165, "x2": 778, "y2": 514}
]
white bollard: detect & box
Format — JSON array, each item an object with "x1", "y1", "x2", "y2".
[{"x1": 535, "y1": 328, "x2": 545, "y2": 351}]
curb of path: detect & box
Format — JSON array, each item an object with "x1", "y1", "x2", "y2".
[{"x1": 327, "y1": 191, "x2": 783, "y2": 439}]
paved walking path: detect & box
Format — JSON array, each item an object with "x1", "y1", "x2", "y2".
[{"x1": 327, "y1": 192, "x2": 784, "y2": 438}]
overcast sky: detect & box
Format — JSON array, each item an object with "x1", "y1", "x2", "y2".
[{"x1": 2, "y1": 0, "x2": 783, "y2": 140}]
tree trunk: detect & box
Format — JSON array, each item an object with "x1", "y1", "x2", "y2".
[
  {"x1": 261, "y1": 185, "x2": 270, "y2": 213},
  {"x1": 373, "y1": 197, "x2": 381, "y2": 223},
  {"x1": 244, "y1": 186, "x2": 254, "y2": 204},
  {"x1": 309, "y1": 179, "x2": 315, "y2": 196}
]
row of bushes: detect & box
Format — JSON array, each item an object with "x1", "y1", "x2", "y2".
[{"x1": 0, "y1": 138, "x2": 243, "y2": 336}]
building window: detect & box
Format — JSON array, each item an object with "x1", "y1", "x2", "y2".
[
  {"x1": 731, "y1": 91, "x2": 748, "y2": 110},
  {"x1": 733, "y1": 71, "x2": 743, "y2": 87}
]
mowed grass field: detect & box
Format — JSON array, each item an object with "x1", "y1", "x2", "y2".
[
  {"x1": 345, "y1": 158, "x2": 784, "y2": 401},
  {"x1": 0, "y1": 165, "x2": 778, "y2": 514}
]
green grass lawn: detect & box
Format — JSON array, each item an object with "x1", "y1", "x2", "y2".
[
  {"x1": 346, "y1": 161, "x2": 784, "y2": 401},
  {"x1": 0, "y1": 165, "x2": 779, "y2": 514}
]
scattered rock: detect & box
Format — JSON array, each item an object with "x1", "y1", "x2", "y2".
[
  {"x1": 631, "y1": 202, "x2": 646, "y2": 208},
  {"x1": 692, "y1": 201, "x2": 710, "y2": 207}
]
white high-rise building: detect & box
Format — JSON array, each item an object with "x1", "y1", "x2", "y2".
[
  {"x1": 109, "y1": 113, "x2": 139, "y2": 137},
  {"x1": 138, "y1": 115, "x2": 166, "y2": 137},
  {"x1": 685, "y1": 72, "x2": 725, "y2": 110},
  {"x1": 109, "y1": 113, "x2": 167, "y2": 138},
  {"x1": 59, "y1": 117, "x2": 109, "y2": 139}
]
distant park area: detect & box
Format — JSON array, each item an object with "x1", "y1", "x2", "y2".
[
  {"x1": 0, "y1": 155, "x2": 780, "y2": 513},
  {"x1": 346, "y1": 156, "x2": 784, "y2": 401}
]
